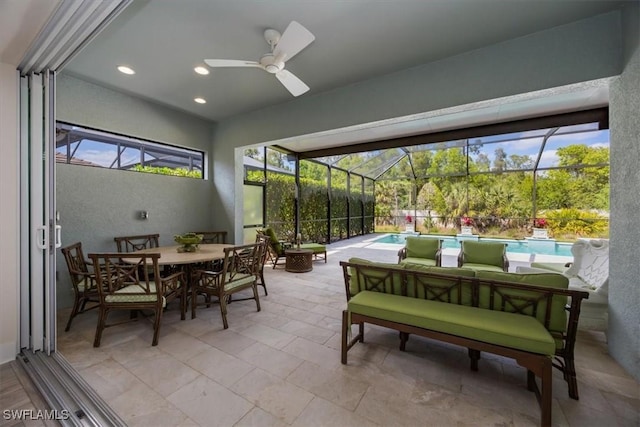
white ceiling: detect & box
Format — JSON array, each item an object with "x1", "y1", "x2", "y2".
[
  {"x1": 62, "y1": 0, "x2": 627, "y2": 123},
  {"x1": 2, "y1": 0, "x2": 625, "y2": 153},
  {"x1": 0, "y1": 0, "x2": 61, "y2": 64}
]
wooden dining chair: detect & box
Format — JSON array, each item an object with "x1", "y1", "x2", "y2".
[
  {"x1": 191, "y1": 242, "x2": 265, "y2": 329},
  {"x1": 88, "y1": 252, "x2": 185, "y2": 347},
  {"x1": 191, "y1": 231, "x2": 227, "y2": 244},
  {"x1": 113, "y1": 233, "x2": 160, "y2": 252},
  {"x1": 60, "y1": 242, "x2": 101, "y2": 332},
  {"x1": 254, "y1": 233, "x2": 270, "y2": 295}
]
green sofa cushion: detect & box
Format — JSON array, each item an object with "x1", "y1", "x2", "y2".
[
  {"x1": 402, "y1": 264, "x2": 476, "y2": 304},
  {"x1": 347, "y1": 257, "x2": 404, "y2": 296},
  {"x1": 405, "y1": 237, "x2": 440, "y2": 259},
  {"x1": 475, "y1": 271, "x2": 568, "y2": 339},
  {"x1": 348, "y1": 291, "x2": 555, "y2": 355},
  {"x1": 461, "y1": 241, "x2": 506, "y2": 268}
]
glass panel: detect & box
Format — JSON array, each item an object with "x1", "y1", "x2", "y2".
[
  {"x1": 244, "y1": 147, "x2": 265, "y2": 182},
  {"x1": 467, "y1": 170, "x2": 533, "y2": 234},
  {"x1": 540, "y1": 129, "x2": 609, "y2": 169},
  {"x1": 349, "y1": 174, "x2": 363, "y2": 237},
  {"x1": 266, "y1": 148, "x2": 295, "y2": 174},
  {"x1": 364, "y1": 178, "x2": 375, "y2": 233},
  {"x1": 300, "y1": 160, "x2": 328, "y2": 243},
  {"x1": 330, "y1": 168, "x2": 348, "y2": 242},
  {"x1": 55, "y1": 122, "x2": 204, "y2": 178},
  {"x1": 266, "y1": 149, "x2": 295, "y2": 241},
  {"x1": 243, "y1": 184, "x2": 264, "y2": 227},
  {"x1": 468, "y1": 135, "x2": 539, "y2": 172},
  {"x1": 349, "y1": 148, "x2": 405, "y2": 178}
]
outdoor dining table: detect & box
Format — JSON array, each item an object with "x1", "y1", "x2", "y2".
[
  {"x1": 130, "y1": 243, "x2": 233, "y2": 289},
  {"x1": 132, "y1": 243, "x2": 233, "y2": 266}
]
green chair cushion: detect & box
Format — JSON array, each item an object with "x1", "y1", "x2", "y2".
[
  {"x1": 348, "y1": 291, "x2": 555, "y2": 355},
  {"x1": 400, "y1": 257, "x2": 438, "y2": 267},
  {"x1": 461, "y1": 241, "x2": 506, "y2": 268},
  {"x1": 405, "y1": 237, "x2": 440, "y2": 259},
  {"x1": 223, "y1": 273, "x2": 256, "y2": 291},
  {"x1": 475, "y1": 270, "x2": 568, "y2": 339},
  {"x1": 460, "y1": 263, "x2": 505, "y2": 272},
  {"x1": 105, "y1": 283, "x2": 165, "y2": 307},
  {"x1": 299, "y1": 243, "x2": 326, "y2": 254},
  {"x1": 264, "y1": 228, "x2": 282, "y2": 255}
]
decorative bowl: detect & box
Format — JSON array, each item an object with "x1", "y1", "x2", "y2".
[{"x1": 174, "y1": 233, "x2": 203, "y2": 252}]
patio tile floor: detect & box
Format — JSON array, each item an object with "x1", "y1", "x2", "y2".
[{"x1": 56, "y1": 234, "x2": 639, "y2": 426}]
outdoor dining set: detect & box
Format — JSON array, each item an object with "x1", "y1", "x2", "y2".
[
  {"x1": 60, "y1": 229, "x2": 330, "y2": 348},
  {"x1": 60, "y1": 231, "x2": 267, "y2": 347}
]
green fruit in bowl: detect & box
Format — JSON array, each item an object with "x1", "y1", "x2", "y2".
[{"x1": 174, "y1": 233, "x2": 204, "y2": 245}]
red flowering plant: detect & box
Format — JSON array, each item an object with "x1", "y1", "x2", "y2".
[
  {"x1": 405, "y1": 214, "x2": 413, "y2": 223},
  {"x1": 461, "y1": 216, "x2": 473, "y2": 226},
  {"x1": 533, "y1": 218, "x2": 547, "y2": 228}
]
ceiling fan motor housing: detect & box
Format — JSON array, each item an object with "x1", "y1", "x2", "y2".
[{"x1": 260, "y1": 53, "x2": 284, "y2": 73}]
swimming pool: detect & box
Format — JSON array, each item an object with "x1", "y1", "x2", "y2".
[{"x1": 373, "y1": 234, "x2": 573, "y2": 257}]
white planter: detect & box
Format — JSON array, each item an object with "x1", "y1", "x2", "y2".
[
  {"x1": 532, "y1": 228, "x2": 548, "y2": 239},
  {"x1": 460, "y1": 226, "x2": 473, "y2": 235},
  {"x1": 405, "y1": 224, "x2": 415, "y2": 232}
]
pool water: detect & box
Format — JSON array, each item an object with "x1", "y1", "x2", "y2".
[{"x1": 373, "y1": 234, "x2": 573, "y2": 257}]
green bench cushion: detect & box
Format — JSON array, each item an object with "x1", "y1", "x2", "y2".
[
  {"x1": 475, "y1": 271, "x2": 568, "y2": 339},
  {"x1": 402, "y1": 264, "x2": 476, "y2": 304},
  {"x1": 299, "y1": 243, "x2": 326, "y2": 254},
  {"x1": 348, "y1": 291, "x2": 556, "y2": 355},
  {"x1": 348, "y1": 257, "x2": 404, "y2": 296}
]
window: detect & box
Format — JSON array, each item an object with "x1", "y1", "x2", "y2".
[{"x1": 55, "y1": 122, "x2": 204, "y2": 178}]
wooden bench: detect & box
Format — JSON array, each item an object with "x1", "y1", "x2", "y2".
[{"x1": 340, "y1": 259, "x2": 589, "y2": 427}]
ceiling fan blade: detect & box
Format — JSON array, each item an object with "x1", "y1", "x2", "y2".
[
  {"x1": 273, "y1": 21, "x2": 315, "y2": 62},
  {"x1": 275, "y1": 70, "x2": 310, "y2": 97},
  {"x1": 204, "y1": 59, "x2": 261, "y2": 68}
]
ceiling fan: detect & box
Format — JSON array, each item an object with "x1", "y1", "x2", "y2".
[{"x1": 204, "y1": 21, "x2": 315, "y2": 97}]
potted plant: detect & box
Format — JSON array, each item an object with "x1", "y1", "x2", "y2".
[
  {"x1": 460, "y1": 216, "x2": 474, "y2": 235},
  {"x1": 532, "y1": 218, "x2": 549, "y2": 239},
  {"x1": 405, "y1": 214, "x2": 415, "y2": 232}
]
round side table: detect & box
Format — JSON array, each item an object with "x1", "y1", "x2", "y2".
[{"x1": 285, "y1": 248, "x2": 313, "y2": 273}]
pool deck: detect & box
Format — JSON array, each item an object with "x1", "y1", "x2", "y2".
[{"x1": 360, "y1": 233, "x2": 572, "y2": 271}]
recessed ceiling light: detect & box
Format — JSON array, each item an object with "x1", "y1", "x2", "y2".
[
  {"x1": 194, "y1": 97, "x2": 206, "y2": 104},
  {"x1": 194, "y1": 66, "x2": 209, "y2": 75},
  {"x1": 117, "y1": 65, "x2": 135, "y2": 75}
]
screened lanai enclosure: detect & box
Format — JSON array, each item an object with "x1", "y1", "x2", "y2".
[{"x1": 244, "y1": 109, "x2": 610, "y2": 244}]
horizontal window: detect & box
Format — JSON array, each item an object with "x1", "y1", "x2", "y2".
[{"x1": 55, "y1": 122, "x2": 204, "y2": 179}]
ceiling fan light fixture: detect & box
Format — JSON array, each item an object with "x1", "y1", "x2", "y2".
[
  {"x1": 194, "y1": 66, "x2": 209, "y2": 75},
  {"x1": 117, "y1": 65, "x2": 135, "y2": 75},
  {"x1": 194, "y1": 97, "x2": 206, "y2": 104}
]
